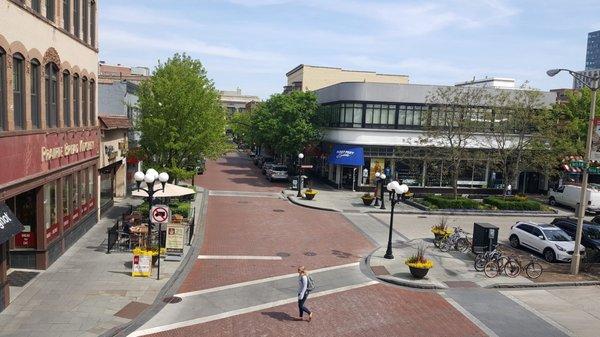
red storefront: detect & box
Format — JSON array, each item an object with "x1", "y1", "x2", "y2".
[{"x1": 0, "y1": 128, "x2": 99, "y2": 270}]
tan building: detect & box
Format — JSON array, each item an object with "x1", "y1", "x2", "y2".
[
  {"x1": 99, "y1": 62, "x2": 150, "y2": 84},
  {"x1": 284, "y1": 64, "x2": 409, "y2": 93},
  {"x1": 220, "y1": 88, "x2": 260, "y2": 115},
  {"x1": 98, "y1": 116, "x2": 130, "y2": 213},
  {"x1": 0, "y1": 0, "x2": 99, "y2": 311}
]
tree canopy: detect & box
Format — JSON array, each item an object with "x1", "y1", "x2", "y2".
[{"x1": 136, "y1": 53, "x2": 230, "y2": 181}]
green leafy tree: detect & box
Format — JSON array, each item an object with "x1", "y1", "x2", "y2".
[{"x1": 136, "y1": 53, "x2": 230, "y2": 181}]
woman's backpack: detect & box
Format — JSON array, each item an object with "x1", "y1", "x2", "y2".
[{"x1": 307, "y1": 275, "x2": 316, "y2": 291}]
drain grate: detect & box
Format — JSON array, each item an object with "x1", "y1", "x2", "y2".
[
  {"x1": 276, "y1": 252, "x2": 291, "y2": 257},
  {"x1": 273, "y1": 209, "x2": 285, "y2": 212},
  {"x1": 304, "y1": 251, "x2": 317, "y2": 256},
  {"x1": 7, "y1": 271, "x2": 39, "y2": 287},
  {"x1": 162, "y1": 296, "x2": 183, "y2": 304}
]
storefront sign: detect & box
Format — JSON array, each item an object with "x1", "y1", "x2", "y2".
[
  {"x1": 132, "y1": 252, "x2": 152, "y2": 277},
  {"x1": 165, "y1": 223, "x2": 185, "y2": 261},
  {"x1": 41, "y1": 140, "x2": 95, "y2": 161},
  {"x1": 0, "y1": 203, "x2": 24, "y2": 245},
  {"x1": 328, "y1": 144, "x2": 364, "y2": 166}
]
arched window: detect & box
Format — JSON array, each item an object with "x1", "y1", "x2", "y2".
[
  {"x1": 90, "y1": 1, "x2": 96, "y2": 46},
  {"x1": 73, "y1": 0, "x2": 80, "y2": 37},
  {"x1": 90, "y1": 79, "x2": 95, "y2": 125},
  {"x1": 82, "y1": 0, "x2": 89, "y2": 43},
  {"x1": 0, "y1": 48, "x2": 5, "y2": 131},
  {"x1": 63, "y1": 70, "x2": 70, "y2": 126},
  {"x1": 31, "y1": 59, "x2": 41, "y2": 129},
  {"x1": 32, "y1": 0, "x2": 41, "y2": 13},
  {"x1": 12, "y1": 53, "x2": 25, "y2": 130},
  {"x1": 82, "y1": 76, "x2": 88, "y2": 126},
  {"x1": 73, "y1": 74, "x2": 80, "y2": 126},
  {"x1": 45, "y1": 63, "x2": 59, "y2": 128},
  {"x1": 45, "y1": 0, "x2": 55, "y2": 21},
  {"x1": 63, "y1": 0, "x2": 70, "y2": 30}
]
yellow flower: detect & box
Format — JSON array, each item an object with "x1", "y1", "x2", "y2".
[{"x1": 405, "y1": 260, "x2": 434, "y2": 269}]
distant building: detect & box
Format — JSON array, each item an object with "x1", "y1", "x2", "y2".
[
  {"x1": 284, "y1": 64, "x2": 409, "y2": 93},
  {"x1": 97, "y1": 116, "x2": 131, "y2": 213},
  {"x1": 586, "y1": 30, "x2": 600, "y2": 70},
  {"x1": 98, "y1": 62, "x2": 150, "y2": 84},
  {"x1": 455, "y1": 77, "x2": 516, "y2": 89},
  {"x1": 220, "y1": 88, "x2": 260, "y2": 115},
  {"x1": 573, "y1": 69, "x2": 600, "y2": 90},
  {"x1": 550, "y1": 88, "x2": 575, "y2": 103}
]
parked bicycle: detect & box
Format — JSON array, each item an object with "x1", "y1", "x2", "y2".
[
  {"x1": 474, "y1": 246, "x2": 508, "y2": 272},
  {"x1": 439, "y1": 226, "x2": 471, "y2": 253},
  {"x1": 502, "y1": 255, "x2": 543, "y2": 279}
]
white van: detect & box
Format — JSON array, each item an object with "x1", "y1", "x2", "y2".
[{"x1": 548, "y1": 184, "x2": 600, "y2": 213}]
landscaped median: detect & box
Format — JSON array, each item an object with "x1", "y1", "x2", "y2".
[{"x1": 411, "y1": 195, "x2": 555, "y2": 213}]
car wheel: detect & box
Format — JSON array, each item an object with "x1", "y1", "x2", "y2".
[
  {"x1": 509, "y1": 235, "x2": 520, "y2": 248},
  {"x1": 549, "y1": 197, "x2": 556, "y2": 206},
  {"x1": 544, "y1": 248, "x2": 556, "y2": 263}
]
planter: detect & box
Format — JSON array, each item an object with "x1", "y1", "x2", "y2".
[
  {"x1": 408, "y1": 266, "x2": 430, "y2": 279},
  {"x1": 361, "y1": 197, "x2": 374, "y2": 206},
  {"x1": 433, "y1": 233, "x2": 444, "y2": 241},
  {"x1": 304, "y1": 192, "x2": 316, "y2": 200}
]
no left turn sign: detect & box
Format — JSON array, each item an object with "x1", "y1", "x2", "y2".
[{"x1": 150, "y1": 205, "x2": 171, "y2": 224}]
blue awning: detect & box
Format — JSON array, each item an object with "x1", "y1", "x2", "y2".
[{"x1": 328, "y1": 145, "x2": 364, "y2": 166}]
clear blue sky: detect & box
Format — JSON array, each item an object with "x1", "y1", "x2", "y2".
[{"x1": 100, "y1": 0, "x2": 599, "y2": 99}]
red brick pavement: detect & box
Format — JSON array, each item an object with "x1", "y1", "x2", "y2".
[
  {"x1": 179, "y1": 196, "x2": 374, "y2": 292},
  {"x1": 146, "y1": 284, "x2": 487, "y2": 337},
  {"x1": 194, "y1": 152, "x2": 287, "y2": 192}
]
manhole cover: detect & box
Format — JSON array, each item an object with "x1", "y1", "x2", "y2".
[
  {"x1": 276, "y1": 252, "x2": 291, "y2": 257},
  {"x1": 273, "y1": 209, "x2": 285, "y2": 212},
  {"x1": 238, "y1": 201, "x2": 249, "y2": 204},
  {"x1": 304, "y1": 251, "x2": 317, "y2": 256},
  {"x1": 162, "y1": 296, "x2": 182, "y2": 304}
]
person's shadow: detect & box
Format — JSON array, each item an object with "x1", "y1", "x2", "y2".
[{"x1": 261, "y1": 311, "x2": 299, "y2": 321}]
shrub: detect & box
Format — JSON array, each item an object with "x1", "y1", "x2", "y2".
[
  {"x1": 405, "y1": 243, "x2": 433, "y2": 269},
  {"x1": 136, "y1": 202, "x2": 150, "y2": 216},
  {"x1": 423, "y1": 195, "x2": 480, "y2": 209},
  {"x1": 483, "y1": 196, "x2": 542, "y2": 211}
]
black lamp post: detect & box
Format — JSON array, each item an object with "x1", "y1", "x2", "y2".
[
  {"x1": 379, "y1": 173, "x2": 387, "y2": 210},
  {"x1": 374, "y1": 172, "x2": 381, "y2": 206},
  {"x1": 384, "y1": 181, "x2": 409, "y2": 260},
  {"x1": 297, "y1": 153, "x2": 304, "y2": 198},
  {"x1": 133, "y1": 169, "x2": 169, "y2": 280}
]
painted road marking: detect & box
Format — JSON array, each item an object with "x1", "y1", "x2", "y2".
[
  {"x1": 129, "y1": 280, "x2": 378, "y2": 337},
  {"x1": 176, "y1": 262, "x2": 360, "y2": 298},
  {"x1": 440, "y1": 292, "x2": 500, "y2": 337},
  {"x1": 197, "y1": 255, "x2": 283, "y2": 260}
]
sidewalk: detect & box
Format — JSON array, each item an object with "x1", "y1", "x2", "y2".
[{"x1": 0, "y1": 194, "x2": 202, "y2": 337}]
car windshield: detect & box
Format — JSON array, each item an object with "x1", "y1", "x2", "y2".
[
  {"x1": 273, "y1": 166, "x2": 287, "y2": 171},
  {"x1": 542, "y1": 229, "x2": 572, "y2": 241},
  {"x1": 585, "y1": 227, "x2": 600, "y2": 240}
]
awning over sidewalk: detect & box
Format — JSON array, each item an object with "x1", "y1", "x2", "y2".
[
  {"x1": 327, "y1": 144, "x2": 364, "y2": 166},
  {"x1": 132, "y1": 182, "x2": 195, "y2": 198},
  {"x1": 0, "y1": 202, "x2": 24, "y2": 244}
]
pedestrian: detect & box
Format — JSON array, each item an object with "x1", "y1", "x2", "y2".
[{"x1": 297, "y1": 266, "x2": 313, "y2": 322}]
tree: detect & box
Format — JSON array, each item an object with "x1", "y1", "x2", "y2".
[
  {"x1": 423, "y1": 86, "x2": 490, "y2": 198},
  {"x1": 136, "y1": 53, "x2": 230, "y2": 181},
  {"x1": 251, "y1": 91, "x2": 323, "y2": 158}
]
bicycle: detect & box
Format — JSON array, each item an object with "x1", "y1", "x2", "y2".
[
  {"x1": 474, "y1": 247, "x2": 509, "y2": 272},
  {"x1": 503, "y1": 255, "x2": 543, "y2": 279},
  {"x1": 439, "y1": 226, "x2": 470, "y2": 253}
]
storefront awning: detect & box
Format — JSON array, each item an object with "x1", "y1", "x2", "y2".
[
  {"x1": 0, "y1": 202, "x2": 24, "y2": 245},
  {"x1": 328, "y1": 144, "x2": 364, "y2": 166}
]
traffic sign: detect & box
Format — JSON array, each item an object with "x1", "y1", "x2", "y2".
[
  {"x1": 150, "y1": 205, "x2": 171, "y2": 224},
  {"x1": 570, "y1": 160, "x2": 586, "y2": 168}
]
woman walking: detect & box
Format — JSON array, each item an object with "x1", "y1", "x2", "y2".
[{"x1": 297, "y1": 266, "x2": 313, "y2": 322}]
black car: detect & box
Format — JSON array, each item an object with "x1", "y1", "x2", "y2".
[{"x1": 551, "y1": 217, "x2": 600, "y2": 252}]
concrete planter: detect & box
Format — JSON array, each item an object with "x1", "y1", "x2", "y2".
[{"x1": 408, "y1": 266, "x2": 430, "y2": 279}]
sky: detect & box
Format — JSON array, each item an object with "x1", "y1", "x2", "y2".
[{"x1": 99, "y1": 0, "x2": 600, "y2": 99}]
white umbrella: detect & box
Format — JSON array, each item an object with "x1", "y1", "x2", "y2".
[{"x1": 132, "y1": 182, "x2": 195, "y2": 198}]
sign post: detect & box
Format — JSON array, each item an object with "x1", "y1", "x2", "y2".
[{"x1": 150, "y1": 205, "x2": 171, "y2": 280}]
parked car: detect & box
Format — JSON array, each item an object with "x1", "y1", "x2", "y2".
[
  {"x1": 267, "y1": 165, "x2": 289, "y2": 181},
  {"x1": 262, "y1": 162, "x2": 276, "y2": 175},
  {"x1": 548, "y1": 185, "x2": 600, "y2": 213},
  {"x1": 551, "y1": 217, "x2": 600, "y2": 252},
  {"x1": 509, "y1": 221, "x2": 585, "y2": 262},
  {"x1": 259, "y1": 157, "x2": 274, "y2": 169},
  {"x1": 253, "y1": 155, "x2": 262, "y2": 166}
]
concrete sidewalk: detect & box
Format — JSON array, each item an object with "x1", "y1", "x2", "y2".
[{"x1": 0, "y1": 194, "x2": 202, "y2": 337}]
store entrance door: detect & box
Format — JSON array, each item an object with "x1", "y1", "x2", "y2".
[{"x1": 341, "y1": 166, "x2": 359, "y2": 190}]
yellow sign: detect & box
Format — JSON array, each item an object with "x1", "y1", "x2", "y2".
[
  {"x1": 132, "y1": 252, "x2": 152, "y2": 277},
  {"x1": 41, "y1": 140, "x2": 95, "y2": 161}
]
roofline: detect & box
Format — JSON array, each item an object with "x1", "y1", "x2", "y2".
[{"x1": 285, "y1": 64, "x2": 409, "y2": 78}]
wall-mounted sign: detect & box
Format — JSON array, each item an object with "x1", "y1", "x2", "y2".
[
  {"x1": 41, "y1": 140, "x2": 96, "y2": 161},
  {"x1": 0, "y1": 203, "x2": 24, "y2": 245}
]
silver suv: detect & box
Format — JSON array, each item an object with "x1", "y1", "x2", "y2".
[{"x1": 267, "y1": 165, "x2": 289, "y2": 181}]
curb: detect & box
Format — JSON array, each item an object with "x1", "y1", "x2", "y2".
[
  {"x1": 486, "y1": 280, "x2": 600, "y2": 289},
  {"x1": 375, "y1": 275, "x2": 448, "y2": 289},
  {"x1": 285, "y1": 194, "x2": 339, "y2": 212}
]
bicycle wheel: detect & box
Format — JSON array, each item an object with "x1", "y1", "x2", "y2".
[
  {"x1": 525, "y1": 262, "x2": 543, "y2": 279},
  {"x1": 497, "y1": 256, "x2": 509, "y2": 270},
  {"x1": 439, "y1": 238, "x2": 450, "y2": 252},
  {"x1": 434, "y1": 238, "x2": 441, "y2": 248},
  {"x1": 504, "y1": 260, "x2": 521, "y2": 278},
  {"x1": 456, "y1": 238, "x2": 470, "y2": 253},
  {"x1": 474, "y1": 255, "x2": 486, "y2": 272},
  {"x1": 484, "y1": 261, "x2": 500, "y2": 278}
]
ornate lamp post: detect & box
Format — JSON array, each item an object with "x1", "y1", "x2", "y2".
[
  {"x1": 384, "y1": 181, "x2": 409, "y2": 259},
  {"x1": 547, "y1": 68, "x2": 599, "y2": 275},
  {"x1": 133, "y1": 169, "x2": 169, "y2": 280},
  {"x1": 374, "y1": 172, "x2": 381, "y2": 206},
  {"x1": 297, "y1": 153, "x2": 304, "y2": 197},
  {"x1": 379, "y1": 173, "x2": 387, "y2": 210}
]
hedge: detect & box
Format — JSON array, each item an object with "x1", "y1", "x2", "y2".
[
  {"x1": 423, "y1": 195, "x2": 481, "y2": 209},
  {"x1": 483, "y1": 196, "x2": 543, "y2": 211}
]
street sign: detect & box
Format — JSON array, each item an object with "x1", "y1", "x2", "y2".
[
  {"x1": 150, "y1": 205, "x2": 171, "y2": 224},
  {"x1": 571, "y1": 160, "x2": 586, "y2": 168},
  {"x1": 300, "y1": 165, "x2": 313, "y2": 169},
  {"x1": 589, "y1": 167, "x2": 600, "y2": 174}
]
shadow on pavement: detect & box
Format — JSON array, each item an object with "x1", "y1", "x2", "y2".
[{"x1": 261, "y1": 311, "x2": 299, "y2": 322}]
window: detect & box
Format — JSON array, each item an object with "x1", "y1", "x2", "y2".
[
  {"x1": 365, "y1": 104, "x2": 395, "y2": 129},
  {"x1": 45, "y1": 0, "x2": 55, "y2": 21},
  {"x1": 13, "y1": 54, "x2": 25, "y2": 130},
  {"x1": 330, "y1": 103, "x2": 362, "y2": 128},
  {"x1": 63, "y1": 0, "x2": 70, "y2": 30},
  {"x1": 62, "y1": 176, "x2": 70, "y2": 227},
  {"x1": 90, "y1": 1, "x2": 96, "y2": 46},
  {"x1": 32, "y1": 0, "x2": 41, "y2": 13},
  {"x1": 398, "y1": 104, "x2": 425, "y2": 128},
  {"x1": 90, "y1": 79, "x2": 95, "y2": 125},
  {"x1": 72, "y1": 172, "x2": 79, "y2": 214},
  {"x1": 73, "y1": 74, "x2": 80, "y2": 126},
  {"x1": 0, "y1": 48, "x2": 5, "y2": 131},
  {"x1": 45, "y1": 63, "x2": 59, "y2": 128},
  {"x1": 88, "y1": 166, "x2": 94, "y2": 201},
  {"x1": 82, "y1": 77, "x2": 88, "y2": 126},
  {"x1": 63, "y1": 71, "x2": 70, "y2": 126},
  {"x1": 80, "y1": 170, "x2": 86, "y2": 209},
  {"x1": 31, "y1": 60, "x2": 41, "y2": 128},
  {"x1": 44, "y1": 180, "x2": 58, "y2": 240},
  {"x1": 82, "y1": 0, "x2": 89, "y2": 43},
  {"x1": 73, "y1": 0, "x2": 80, "y2": 37}
]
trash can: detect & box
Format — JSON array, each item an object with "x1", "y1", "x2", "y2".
[{"x1": 472, "y1": 222, "x2": 499, "y2": 254}]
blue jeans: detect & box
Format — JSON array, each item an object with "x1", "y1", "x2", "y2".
[{"x1": 298, "y1": 291, "x2": 311, "y2": 317}]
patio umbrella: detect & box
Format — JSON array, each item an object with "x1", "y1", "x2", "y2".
[{"x1": 132, "y1": 182, "x2": 195, "y2": 198}]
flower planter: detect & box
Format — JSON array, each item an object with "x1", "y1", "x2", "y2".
[
  {"x1": 361, "y1": 197, "x2": 374, "y2": 206},
  {"x1": 408, "y1": 266, "x2": 430, "y2": 279},
  {"x1": 304, "y1": 192, "x2": 317, "y2": 200}
]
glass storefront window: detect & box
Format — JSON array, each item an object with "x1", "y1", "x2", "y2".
[
  {"x1": 62, "y1": 176, "x2": 71, "y2": 228},
  {"x1": 394, "y1": 159, "x2": 423, "y2": 186},
  {"x1": 44, "y1": 181, "x2": 58, "y2": 240},
  {"x1": 88, "y1": 167, "x2": 94, "y2": 201},
  {"x1": 80, "y1": 170, "x2": 87, "y2": 212},
  {"x1": 7, "y1": 190, "x2": 37, "y2": 248},
  {"x1": 72, "y1": 173, "x2": 79, "y2": 219}
]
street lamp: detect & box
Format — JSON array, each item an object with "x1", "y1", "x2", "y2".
[
  {"x1": 379, "y1": 173, "x2": 387, "y2": 210},
  {"x1": 134, "y1": 168, "x2": 169, "y2": 280},
  {"x1": 384, "y1": 181, "x2": 409, "y2": 259},
  {"x1": 374, "y1": 172, "x2": 381, "y2": 206},
  {"x1": 297, "y1": 153, "x2": 304, "y2": 198},
  {"x1": 547, "y1": 68, "x2": 599, "y2": 275}
]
